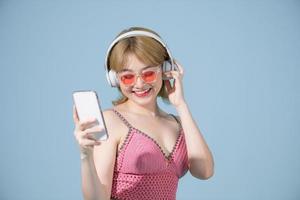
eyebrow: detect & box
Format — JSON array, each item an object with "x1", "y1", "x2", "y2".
[{"x1": 120, "y1": 65, "x2": 156, "y2": 72}]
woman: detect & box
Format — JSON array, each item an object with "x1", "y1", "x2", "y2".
[{"x1": 73, "y1": 27, "x2": 214, "y2": 200}]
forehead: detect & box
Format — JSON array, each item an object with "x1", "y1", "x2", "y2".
[{"x1": 123, "y1": 53, "x2": 148, "y2": 71}]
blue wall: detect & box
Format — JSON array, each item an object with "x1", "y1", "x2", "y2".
[{"x1": 0, "y1": 0, "x2": 299, "y2": 199}]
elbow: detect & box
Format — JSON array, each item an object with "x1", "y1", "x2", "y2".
[
  {"x1": 191, "y1": 168, "x2": 214, "y2": 180},
  {"x1": 202, "y1": 163, "x2": 214, "y2": 180},
  {"x1": 189, "y1": 157, "x2": 214, "y2": 180},
  {"x1": 202, "y1": 168, "x2": 214, "y2": 180}
]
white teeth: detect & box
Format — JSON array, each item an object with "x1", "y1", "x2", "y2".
[{"x1": 134, "y1": 88, "x2": 151, "y2": 94}]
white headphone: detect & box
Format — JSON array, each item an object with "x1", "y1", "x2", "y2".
[{"x1": 104, "y1": 30, "x2": 177, "y2": 87}]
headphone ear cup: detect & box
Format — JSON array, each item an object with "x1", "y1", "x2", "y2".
[
  {"x1": 107, "y1": 69, "x2": 119, "y2": 87},
  {"x1": 162, "y1": 61, "x2": 173, "y2": 80},
  {"x1": 162, "y1": 60, "x2": 172, "y2": 72}
]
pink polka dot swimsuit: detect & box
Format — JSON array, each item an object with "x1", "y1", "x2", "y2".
[{"x1": 110, "y1": 109, "x2": 189, "y2": 200}]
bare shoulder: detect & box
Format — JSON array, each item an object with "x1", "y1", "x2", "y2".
[
  {"x1": 102, "y1": 109, "x2": 117, "y2": 124},
  {"x1": 103, "y1": 109, "x2": 126, "y2": 143},
  {"x1": 102, "y1": 109, "x2": 117, "y2": 121}
]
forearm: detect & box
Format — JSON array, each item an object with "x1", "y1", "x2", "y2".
[
  {"x1": 81, "y1": 155, "x2": 108, "y2": 200},
  {"x1": 176, "y1": 103, "x2": 214, "y2": 179}
]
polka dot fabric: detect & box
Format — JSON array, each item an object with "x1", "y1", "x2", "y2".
[{"x1": 110, "y1": 109, "x2": 189, "y2": 200}]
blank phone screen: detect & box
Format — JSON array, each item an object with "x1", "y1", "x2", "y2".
[{"x1": 73, "y1": 90, "x2": 108, "y2": 141}]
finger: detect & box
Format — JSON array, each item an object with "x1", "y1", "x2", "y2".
[
  {"x1": 174, "y1": 59, "x2": 184, "y2": 74},
  {"x1": 164, "y1": 71, "x2": 180, "y2": 78},
  {"x1": 85, "y1": 125, "x2": 104, "y2": 134},
  {"x1": 80, "y1": 138, "x2": 101, "y2": 147},
  {"x1": 163, "y1": 70, "x2": 173, "y2": 78},
  {"x1": 73, "y1": 105, "x2": 79, "y2": 124},
  {"x1": 86, "y1": 133, "x2": 99, "y2": 142},
  {"x1": 164, "y1": 80, "x2": 172, "y2": 92},
  {"x1": 79, "y1": 118, "x2": 97, "y2": 131},
  {"x1": 79, "y1": 130, "x2": 96, "y2": 141},
  {"x1": 165, "y1": 70, "x2": 181, "y2": 76},
  {"x1": 167, "y1": 71, "x2": 183, "y2": 89},
  {"x1": 83, "y1": 126, "x2": 105, "y2": 140},
  {"x1": 168, "y1": 71, "x2": 181, "y2": 80}
]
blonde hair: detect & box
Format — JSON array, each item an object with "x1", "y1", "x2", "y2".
[{"x1": 108, "y1": 27, "x2": 170, "y2": 105}]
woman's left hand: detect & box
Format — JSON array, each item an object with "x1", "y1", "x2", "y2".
[{"x1": 164, "y1": 59, "x2": 186, "y2": 108}]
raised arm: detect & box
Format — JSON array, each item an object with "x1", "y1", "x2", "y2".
[
  {"x1": 164, "y1": 60, "x2": 214, "y2": 180},
  {"x1": 73, "y1": 107, "x2": 118, "y2": 200},
  {"x1": 176, "y1": 103, "x2": 214, "y2": 180}
]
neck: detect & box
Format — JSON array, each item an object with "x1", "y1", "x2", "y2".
[{"x1": 123, "y1": 100, "x2": 161, "y2": 117}]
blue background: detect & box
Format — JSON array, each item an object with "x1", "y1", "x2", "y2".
[{"x1": 0, "y1": 0, "x2": 299, "y2": 199}]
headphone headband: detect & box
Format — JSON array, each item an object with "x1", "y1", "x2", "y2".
[{"x1": 104, "y1": 30, "x2": 176, "y2": 87}]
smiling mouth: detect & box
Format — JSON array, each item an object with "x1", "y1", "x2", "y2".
[{"x1": 132, "y1": 88, "x2": 152, "y2": 97}]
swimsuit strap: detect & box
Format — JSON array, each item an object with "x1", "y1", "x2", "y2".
[
  {"x1": 113, "y1": 109, "x2": 181, "y2": 130},
  {"x1": 112, "y1": 109, "x2": 132, "y2": 128}
]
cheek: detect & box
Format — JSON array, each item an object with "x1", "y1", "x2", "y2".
[
  {"x1": 119, "y1": 85, "x2": 131, "y2": 95},
  {"x1": 153, "y1": 75, "x2": 163, "y2": 92}
]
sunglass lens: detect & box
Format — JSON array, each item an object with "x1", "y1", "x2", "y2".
[
  {"x1": 121, "y1": 74, "x2": 135, "y2": 85},
  {"x1": 142, "y1": 71, "x2": 156, "y2": 82}
]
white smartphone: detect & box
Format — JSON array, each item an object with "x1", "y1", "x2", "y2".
[{"x1": 72, "y1": 90, "x2": 108, "y2": 141}]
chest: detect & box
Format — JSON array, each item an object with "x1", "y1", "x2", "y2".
[{"x1": 116, "y1": 116, "x2": 180, "y2": 156}]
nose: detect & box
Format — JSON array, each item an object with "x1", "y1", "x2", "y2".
[{"x1": 134, "y1": 75, "x2": 145, "y2": 87}]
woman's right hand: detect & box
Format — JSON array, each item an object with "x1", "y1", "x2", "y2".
[{"x1": 73, "y1": 105, "x2": 102, "y2": 159}]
